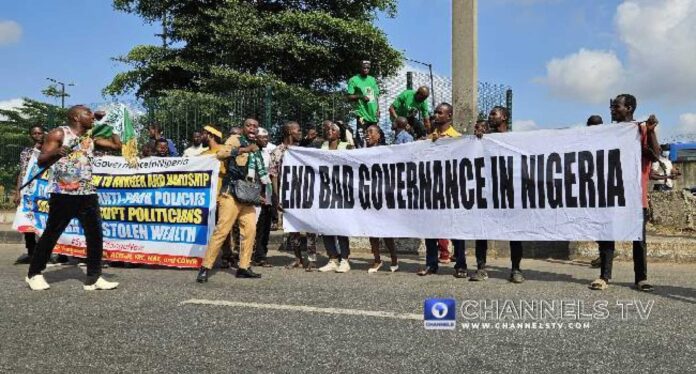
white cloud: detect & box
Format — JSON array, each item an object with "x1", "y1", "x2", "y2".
[
  {"x1": 540, "y1": 0, "x2": 696, "y2": 103},
  {"x1": 676, "y1": 113, "x2": 696, "y2": 136},
  {"x1": 512, "y1": 119, "x2": 539, "y2": 131},
  {"x1": 0, "y1": 98, "x2": 24, "y2": 120},
  {"x1": 0, "y1": 20, "x2": 22, "y2": 45},
  {"x1": 540, "y1": 49, "x2": 624, "y2": 104}
]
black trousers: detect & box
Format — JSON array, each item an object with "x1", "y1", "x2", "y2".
[
  {"x1": 475, "y1": 240, "x2": 523, "y2": 270},
  {"x1": 28, "y1": 194, "x2": 103, "y2": 284},
  {"x1": 253, "y1": 205, "x2": 273, "y2": 262},
  {"x1": 323, "y1": 235, "x2": 350, "y2": 260},
  {"x1": 24, "y1": 233, "x2": 36, "y2": 256},
  {"x1": 599, "y1": 208, "x2": 648, "y2": 283}
]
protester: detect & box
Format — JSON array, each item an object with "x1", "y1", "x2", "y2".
[
  {"x1": 140, "y1": 142, "x2": 154, "y2": 158},
  {"x1": 389, "y1": 86, "x2": 431, "y2": 139},
  {"x1": 147, "y1": 123, "x2": 178, "y2": 156},
  {"x1": 364, "y1": 125, "x2": 399, "y2": 273},
  {"x1": 268, "y1": 121, "x2": 317, "y2": 270},
  {"x1": 198, "y1": 125, "x2": 234, "y2": 268},
  {"x1": 589, "y1": 94, "x2": 660, "y2": 292},
  {"x1": 196, "y1": 118, "x2": 263, "y2": 282},
  {"x1": 416, "y1": 103, "x2": 468, "y2": 277},
  {"x1": 586, "y1": 114, "x2": 609, "y2": 269},
  {"x1": 299, "y1": 127, "x2": 319, "y2": 148},
  {"x1": 183, "y1": 131, "x2": 208, "y2": 157},
  {"x1": 13, "y1": 125, "x2": 45, "y2": 265},
  {"x1": 651, "y1": 154, "x2": 680, "y2": 192},
  {"x1": 472, "y1": 106, "x2": 521, "y2": 282},
  {"x1": 154, "y1": 138, "x2": 172, "y2": 157},
  {"x1": 392, "y1": 116, "x2": 414, "y2": 144},
  {"x1": 318, "y1": 122, "x2": 353, "y2": 273},
  {"x1": 25, "y1": 105, "x2": 121, "y2": 291},
  {"x1": 347, "y1": 60, "x2": 380, "y2": 147},
  {"x1": 587, "y1": 115, "x2": 603, "y2": 126},
  {"x1": 251, "y1": 127, "x2": 275, "y2": 267}
]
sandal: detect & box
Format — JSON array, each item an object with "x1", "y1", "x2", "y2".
[
  {"x1": 589, "y1": 278, "x2": 608, "y2": 290},
  {"x1": 635, "y1": 280, "x2": 654, "y2": 292},
  {"x1": 285, "y1": 259, "x2": 303, "y2": 269}
]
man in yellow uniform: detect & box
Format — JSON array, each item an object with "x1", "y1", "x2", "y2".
[{"x1": 197, "y1": 118, "x2": 262, "y2": 282}]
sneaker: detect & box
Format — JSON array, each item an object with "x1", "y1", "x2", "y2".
[
  {"x1": 367, "y1": 261, "x2": 383, "y2": 274},
  {"x1": 335, "y1": 259, "x2": 351, "y2": 273},
  {"x1": 509, "y1": 270, "x2": 525, "y2": 284},
  {"x1": 453, "y1": 268, "x2": 468, "y2": 279},
  {"x1": 469, "y1": 269, "x2": 489, "y2": 282},
  {"x1": 590, "y1": 256, "x2": 601, "y2": 268},
  {"x1": 318, "y1": 259, "x2": 339, "y2": 272},
  {"x1": 390, "y1": 263, "x2": 399, "y2": 272},
  {"x1": 25, "y1": 274, "x2": 50, "y2": 291},
  {"x1": 83, "y1": 276, "x2": 119, "y2": 291}
]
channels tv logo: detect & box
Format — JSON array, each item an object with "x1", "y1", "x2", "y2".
[{"x1": 424, "y1": 298, "x2": 456, "y2": 330}]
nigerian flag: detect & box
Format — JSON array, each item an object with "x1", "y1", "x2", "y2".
[{"x1": 92, "y1": 104, "x2": 138, "y2": 162}]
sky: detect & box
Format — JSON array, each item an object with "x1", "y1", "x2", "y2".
[{"x1": 1, "y1": 0, "x2": 695, "y2": 141}]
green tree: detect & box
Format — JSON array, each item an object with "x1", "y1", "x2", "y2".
[
  {"x1": 104, "y1": 0, "x2": 402, "y2": 98},
  {"x1": 0, "y1": 98, "x2": 67, "y2": 196}
]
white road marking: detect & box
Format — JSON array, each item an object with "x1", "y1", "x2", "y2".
[{"x1": 180, "y1": 299, "x2": 422, "y2": 321}]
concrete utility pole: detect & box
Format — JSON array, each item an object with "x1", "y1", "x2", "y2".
[{"x1": 452, "y1": 0, "x2": 477, "y2": 133}]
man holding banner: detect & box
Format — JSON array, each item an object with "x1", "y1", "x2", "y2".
[
  {"x1": 26, "y1": 105, "x2": 121, "y2": 291},
  {"x1": 473, "y1": 106, "x2": 525, "y2": 283},
  {"x1": 417, "y1": 103, "x2": 467, "y2": 277},
  {"x1": 589, "y1": 94, "x2": 660, "y2": 292}
]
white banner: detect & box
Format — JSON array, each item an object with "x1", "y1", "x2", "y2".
[
  {"x1": 14, "y1": 156, "x2": 219, "y2": 268},
  {"x1": 281, "y1": 124, "x2": 644, "y2": 241}
]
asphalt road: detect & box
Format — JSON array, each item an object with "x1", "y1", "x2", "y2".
[{"x1": 1, "y1": 243, "x2": 695, "y2": 373}]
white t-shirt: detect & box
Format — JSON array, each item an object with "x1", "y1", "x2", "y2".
[
  {"x1": 183, "y1": 145, "x2": 208, "y2": 157},
  {"x1": 652, "y1": 157, "x2": 673, "y2": 188}
]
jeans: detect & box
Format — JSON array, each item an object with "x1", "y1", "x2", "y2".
[
  {"x1": 252, "y1": 205, "x2": 273, "y2": 262},
  {"x1": 323, "y1": 235, "x2": 350, "y2": 260},
  {"x1": 425, "y1": 239, "x2": 465, "y2": 270},
  {"x1": 599, "y1": 208, "x2": 648, "y2": 283},
  {"x1": 28, "y1": 194, "x2": 104, "y2": 284},
  {"x1": 474, "y1": 240, "x2": 523, "y2": 270}
]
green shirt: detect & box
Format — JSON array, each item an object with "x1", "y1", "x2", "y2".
[
  {"x1": 347, "y1": 74, "x2": 380, "y2": 123},
  {"x1": 391, "y1": 89, "x2": 429, "y2": 119}
]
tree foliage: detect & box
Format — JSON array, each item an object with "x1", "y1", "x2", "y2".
[
  {"x1": 0, "y1": 99, "x2": 67, "y2": 196},
  {"x1": 105, "y1": 0, "x2": 402, "y2": 98}
]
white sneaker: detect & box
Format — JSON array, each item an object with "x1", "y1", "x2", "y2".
[
  {"x1": 390, "y1": 263, "x2": 399, "y2": 273},
  {"x1": 367, "y1": 261, "x2": 383, "y2": 274},
  {"x1": 335, "y1": 259, "x2": 351, "y2": 273},
  {"x1": 318, "y1": 260, "x2": 339, "y2": 272},
  {"x1": 83, "y1": 276, "x2": 119, "y2": 291},
  {"x1": 25, "y1": 274, "x2": 50, "y2": 291}
]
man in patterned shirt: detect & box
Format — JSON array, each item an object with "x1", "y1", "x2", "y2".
[{"x1": 26, "y1": 106, "x2": 122, "y2": 291}]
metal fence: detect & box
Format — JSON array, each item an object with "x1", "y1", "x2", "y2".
[{"x1": 0, "y1": 75, "x2": 511, "y2": 204}]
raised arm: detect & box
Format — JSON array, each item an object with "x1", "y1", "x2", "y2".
[
  {"x1": 95, "y1": 134, "x2": 122, "y2": 151},
  {"x1": 37, "y1": 129, "x2": 67, "y2": 167}
]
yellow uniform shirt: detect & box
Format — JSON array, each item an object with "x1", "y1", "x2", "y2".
[
  {"x1": 201, "y1": 144, "x2": 226, "y2": 195},
  {"x1": 430, "y1": 124, "x2": 462, "y2": 139}
]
